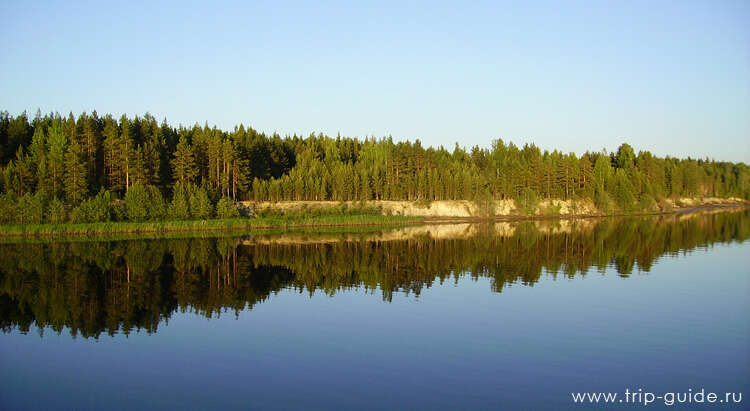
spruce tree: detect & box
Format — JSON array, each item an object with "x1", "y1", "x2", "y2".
[{"x1": 102, "y1": 117, "x2": 124, "y2": 191}]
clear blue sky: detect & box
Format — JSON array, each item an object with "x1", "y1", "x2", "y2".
[{"x1": 1, "y1": 0, "x2": 748, "y2": 162}]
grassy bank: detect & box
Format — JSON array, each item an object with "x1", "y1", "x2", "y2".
[
  {"x1": 0, "y1": 214, "x2": 423, "y2": 239},
  {"x1": 0, "y1": 222, "x2": 417, "y2": 244}
]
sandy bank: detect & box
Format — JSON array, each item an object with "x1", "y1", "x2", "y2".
[{"x1": 243, "y1": 197, "x2": 749, "y2": 218}]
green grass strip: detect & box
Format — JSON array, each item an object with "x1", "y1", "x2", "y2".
[{"x1": 0, "y1": 215, "x2": 423, "y2": 241}]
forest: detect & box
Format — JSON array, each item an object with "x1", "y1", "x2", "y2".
[
  {"x1": 1, "y1": 110, "x2": 749, "y2": 225},
  {"x1": 1, "y1": 210, "x2": 747, "y2": 338}
]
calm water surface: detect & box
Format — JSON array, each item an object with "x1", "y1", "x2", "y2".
[{"x1": 1, "y1": 212, "x2": 749, "y2": 410}]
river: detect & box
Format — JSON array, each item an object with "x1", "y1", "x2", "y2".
[{"x1": 1, "y1": 211, "x2": 748, "y2": 409}]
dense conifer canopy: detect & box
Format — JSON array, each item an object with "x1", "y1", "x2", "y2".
[{"x1": 0, "y1": 110, "x2": 748, "y2": 224}]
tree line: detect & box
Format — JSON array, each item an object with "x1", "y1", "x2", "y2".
[
  {"x1": 1, "y1": 210, "x2": 747, "y2": 338},
  {"x1": 1, "y1": 110, "x2": 748, "y2": 224}
]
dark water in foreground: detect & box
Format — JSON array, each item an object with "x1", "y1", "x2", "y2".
[{"x1": 1, "y1": 211, "x2": 749, "y2": 410}]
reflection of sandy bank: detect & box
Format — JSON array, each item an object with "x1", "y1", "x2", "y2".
[
  {"x1": 243, "y1": 219, "x2": 602, "y2": 246},
  {"x1": 517, "y1": 218, "x2": 599, "y2": 235},
  {"x1": 241, "y1": 207, "x2": 747, "y2": 246},
  {"x1": 243, "y1": 223, "x2": 478, "y2": 245}
]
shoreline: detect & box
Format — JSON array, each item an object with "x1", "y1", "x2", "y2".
[
  {"x1": 0, "y1": 216, "x2": 422, "y2": 239},
  {"x1": 0, "y1": 202, "x2": 747, "y2": 239},
  {"x1": 421, "y1": 203, "x2": 750, "y2": 224}
]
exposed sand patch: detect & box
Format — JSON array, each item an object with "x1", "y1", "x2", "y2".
[{"x1": 243, "y1": 197, "x2": 747, "y2": 218}]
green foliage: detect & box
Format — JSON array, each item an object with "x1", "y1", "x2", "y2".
[
  {"x1": 18, "y1": 190, "x2": 48, "y2": 224},
  {"x1": 166, "y1": 183, "x2": 213, "y2": 220},
  {"x1": 473, "y1": 190, "x2": 496, "y2": 217},
  {"x1": 91, "y1": 190, "x2": 113, "y2": 221},
  {"x1": 252, "y1": 177, "x2": 266, "y2": 201},
  {"x1": 638, "y1": 193, "x2": 658, "y2": 212},
  {"x1": 0, "y1": 214, "x2": 419, "y2": 239},
  {"x1": 71, "y1": 190, "x2": 113, "y2": 223},
  {"x1": 64, "y1": 137, "x2": 87, "y2": 204},
  {"x1": 540, "y1": 201, "x2": 562, "y2": 215},
  {"x1": 1, "y1": 110, "x2": 749, "y2": 226},
  {"x1": 615, "y1": 143, "x2": 636, "y2": 170},
  {"x1": 216, "y1": 197, "x2": 240, "y2": 219},
  {"x1": 168, "y1": 184, "x2": 191, "y2": 220},
  {"x1": 146, "y1": 186, "x2": 167, "y2": 220},
  {"x1": 613, "y1": 169, "x2": 636, "y2": 211},
  {"x1": 2, "y1": 148, "x2": 34, "y2": 195},
  {"x1": 124, "y1": 184, "x2": 151, "y2": 222},
  {"x1": 111, "y1": 200, "x2": 127, "y2": 222},
  {"x1": 595, "y1": 190, "x2": 616, "y2": 214},
  {"x1": 47, "y1": 197, "x2": 67, "y2": 224},
  {"x1": 46, "y1": 122, "x2": 67, "y2": 198},
  {"x1": 593, "y1": 154, "x2": 613, "y2": 194},
  {"x1": 172, "y1": 135, "x2": 197, "y2": 184},
  {"x1": 188, "y1": 184, "x2": 213, "y2": 219},
  {"x1": 0, "y1": 191, "x2": 18, "y2": 224},
  {"x1": 514, "y1": 188, "x2": 538, "y2": 216},
  {"x1": 256, "y1": 202, "x2": 383, "y2": 219}
]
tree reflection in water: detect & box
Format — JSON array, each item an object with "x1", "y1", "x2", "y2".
[{"x1": 1, "y1": 210, "x2": 747, "y2": 339}]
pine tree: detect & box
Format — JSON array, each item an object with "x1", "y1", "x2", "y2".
[
  {"x1": 79, "y1": 111, "x2": 102, "y2": 187},
  {"x1": 172, "y1": 135, "x2": 197, "y2": 184},
  {"x1": 47, "y1": 197, "x2": 67, "y2": 223},
  {"x1": 119, "y1": 115, "x2": 135, "y2": 191},
  {"x1": 3, "y1": 109, "x2": 750, "y2": 218},
  {"x1": 102, "y1": 117, "x2": 124, "y2": 192},
  {"x1": 593, "y1": 154, "x2": 613, "y2": 195},
  {"x1": 5, "y1": 148, "x2": 34, "y2": 195},
  {"x1": 64, "y1": 138, "x2": 88, "y2": 204},
  {"x1": 47, "y1": 121, "x2": 67, "y2": 198}
]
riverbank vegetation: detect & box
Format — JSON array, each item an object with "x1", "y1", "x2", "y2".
[
  {"x1": 0, "y1": 207, "x2": 419, "y2": 238},
  {"x1": 1, "y1": 110, "x2": 748, "y2": 227}
]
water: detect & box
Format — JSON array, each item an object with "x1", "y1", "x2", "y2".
[{"x1": 1, "y1": 211, "x2": 749, "y2": 410}]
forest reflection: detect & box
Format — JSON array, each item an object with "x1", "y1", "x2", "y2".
[{"x1": 1, "y1": 210, "x2": 748, "y2": 339}]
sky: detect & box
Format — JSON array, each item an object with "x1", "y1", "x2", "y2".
[{"x1": 1, "y1": 0, "x2": 748, "y2": 162}]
